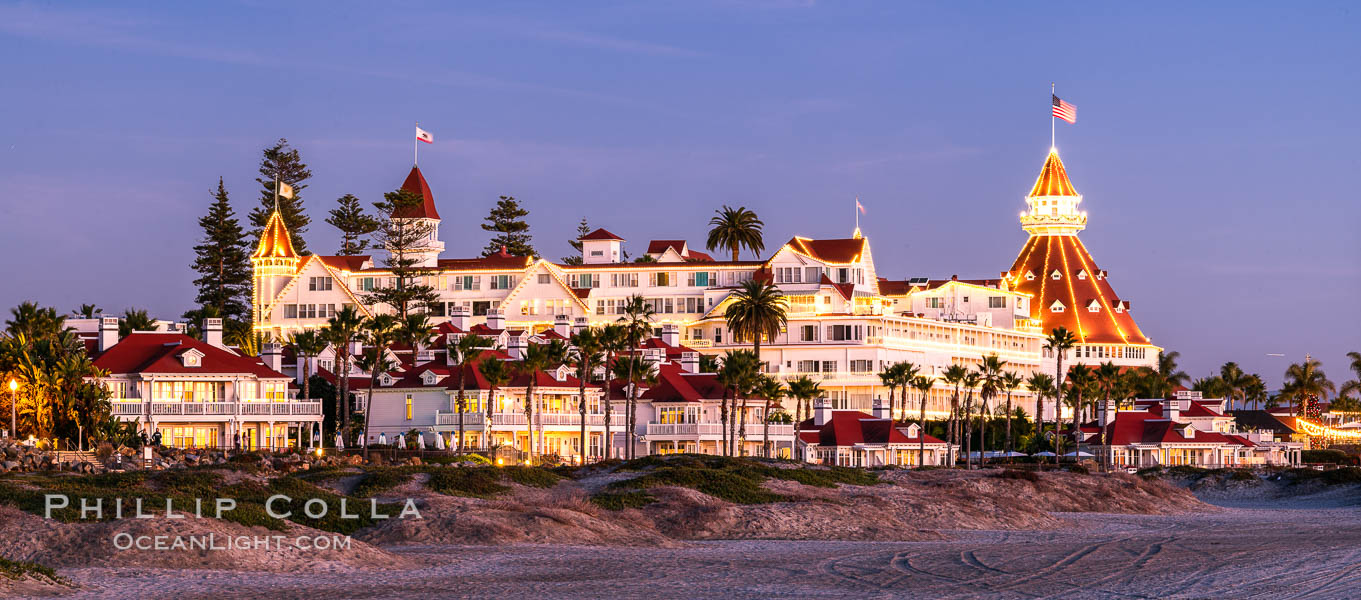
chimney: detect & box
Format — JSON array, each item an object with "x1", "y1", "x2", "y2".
[
  {"x1": 554, "y1": 315, "x2": 570, "y2": 338},
  {"x1": 203, "y1": 318, "x2": 224, "y2": 348},
  {"x1": 261, "y1": 342, "x2": 284, "y2": 373},
  {"x1": 486, "y1": 310, "x2": 505, "y2": 330},
  {"x1": 872, "y1": 397, "x2": 890, "y2": 420},
  {"x1": 1163, "y1": 397, "x2": 1180, "y2": 422},
  {"x1": 573, "y1": 317, "x2": 589, "y2": 335},
  {"x1": 681, "y1": 351, "x2": 700, "y2": 373},
  {"x1": 98, "y1": 317, "x2": 120, "y2": 352},
  {"x1": 507, "y1": 334, "x2": 527, "y2": 360},
  {"x1": 814, "y1": 399, "x2": 832, "y2": 427},
  {"x1": 660, "y1": 324, "x2": 680, "y2": 347},
  {"x1": 450, "y1": 306, "x2": 470, "y2": 331}
]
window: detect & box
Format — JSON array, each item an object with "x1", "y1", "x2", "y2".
[
  {"x1": 927, "y1": 297, "x2": 944, "y2": 309},
  {"x1": 714, "y1": 328, "x2": 722, "y2": 343},
  {"x1": 774, "y1": 267, "x2": 802, "y2": 284},
  {"x1": 611, "y1": 273, "x2": 638, "y2": 287},
  {"x1": 837, "y1": 268, "x2": 851, "y2": 284},
  {"x1": 429, "y1": 302, "x2": 446, "y2": 317},
  {"x1": 454, "y1": 276, "x2": 481, "y2": 291},
  {"x1": 538, "y1": 274, "x2": 551, "y2": 284},
  {"x1": 472, "y1": 301, "x2": 492, "y2": 316},
  {"x1": 590, "y1": 250, "x2": 603, "y2": 256},
  {"x1": 1050, "y1": 301, "x2": 1066, "y2": 313},
  {"x1": 821, "y1": 361, "x2": 838, "y2": 373},
  {"x1": 688, "y1": 272, "x2": 712, "y2": 287},
  {"x1": 800, "y1": 325, "x2": 816, "y2": 342},
  {"x1": 825, "y1": 325, "x2": 861, "y2": 341},
  {"x1": 652, "y1": 272, "x2": 672, "y2": 287},
  {"x1": 1050, "y1": 270, "x2": 1062, "y2": 281},
  {"x1": 309, "y1": 276, "x2": 333, "y2": 291},
  {"x1": 988, "y1": 297, "x2": 1007, "y2": 309},
  {"x1": 797, "y1": 360, "x2": 817, "y2": 373},
  {"x1": 284, "y1": 304, "x2": 298, "y2": 318},
  {"x1": 405, "y1": 395, "x2": 413, "y2": 420},
  {"x1": 570, "y1": 274, "x2": 598, "y2": 288},
  {"x1": 805, "y1": 267, "x2": 822, "y2": 283},
  {"x1": 491, "y1": 275, "x2": 513, "y2": 290},
  {"x1": 850, "y1": 360, "x2": 873, "y2": 373}
]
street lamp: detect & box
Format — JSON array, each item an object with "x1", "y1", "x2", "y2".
[{"x1": 8, "y1": 379, "x2": 16, "y2": 439}]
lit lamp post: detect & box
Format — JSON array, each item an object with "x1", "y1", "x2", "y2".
[{"x1": 8, "y1": 379, "x2": 16, "y2": 439}]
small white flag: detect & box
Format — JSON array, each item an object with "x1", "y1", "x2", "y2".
[
  {"x1": 277, "y1": 182, "x2": 294, "y2": 199},
  {"x1": 416, "y1": 127, "x2": 434, "y2": 144}
]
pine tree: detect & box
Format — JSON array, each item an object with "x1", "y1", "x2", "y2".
[
  {"x1": 326, "y1": 194, "x2": 379, "y2": 256},
  {"x1": 190, "y1": 178, "x2": 252, "y2": 321},
  {"x1": 561, "y1": 217, "x2": 590, "y2": 264},
  {"x1": 365, "y1": 189, "x2": 442, "y2": 318},
  {"x1": 248, "y1": 138, "x2": 313, "y2": 255},
  {"x1": 480, "y1": 195, "x2": 536, "y2": 257}
]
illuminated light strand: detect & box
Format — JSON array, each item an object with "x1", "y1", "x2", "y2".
[
  {"x1": 1057, "y1": 234, "x2": 1086, "y2": 341},
  {"x1": 1296, "y1": 419, "x2": 1361, "y2": 440},
  {"x1": 1065, "y1": 236, "x2": 1128, "y2": 345}
]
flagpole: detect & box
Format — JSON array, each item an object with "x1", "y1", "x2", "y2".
[
  {"x1": 414, "y1": 121, "x2": 419, "y2": 166},
  {"x1": 1050, "y1": 82, "x2": 1056, "y2": 150},
  {"x1": 854, "y1": 196, "x2": 860, "y2": 232},
  {"x1": 273, "y1": 175, "x2": 280, "y2": 212}
]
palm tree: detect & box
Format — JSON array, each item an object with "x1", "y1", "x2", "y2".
[
  {"x1": 974, "y1": 354, "x2": 1005, "y2": 463},
  {"x1": 960, "y1": 371, "x2": 981, "y2": 468},
  {"x1": 597, "y1": 324, "x2": 627, "y2": 459},
  {"x1": 477, "y1": 357, "x2": 511, "y2": 451},
  {"x1": 698, "y1": 354, "x2": 721, "y2": 374},
  {"x1": 1338, "y1": 352, "x2": 1361, "y2": 402},
  {"x1": 1243, "y1": 374, "x2": 1268, "y2": 411},
  {"x1": 1093, "y1": 361, "x2": 1122, "y2": 470},
  {"x1": 912, "y1": 376, "x2": 935, "y2": 466},
  {"x1": 1156, "y1": 350, "x2": 1190, "y2": 396},
  {"x1": 569, "y1": 328, "x2": 604, "y2": 462},
  {"x1": 617, "y1": 295, "x2": 654, "y2": 460},
  {"x1": 449, "y1": 334, "x2": 487, "y2": 454},
  {"x1": 1000, "y1": 371, "x2": 1023, "y2": 455},
  {"x1": 894, "y1": 362, "x2": 921, "y2": 422},
  {"x1": 705, "y1": 205, "x2": 765, "y2": 262},
  {"x1": 353, "y1": 346, "x2": 396, "y2": 456},
  {"x1": 118, "y1": 308, "x2": 156, "y2": 338},
  {"x1": 1026, "y1": 372, "x2": 1055, "y2": 454},
  {"x1": 755, "y1": 375, "x2": 786, "y2": 458},
  {"x1": 357, "y1": 314, "x2": 398, "y2": 441},
  {"x1": 517, "y1": 340, "x2": 567, "y2": 463},
  {"x1": 72, "y1": 304, "x2": 101, "y2": 319},
  {"x1": 324, "y1": 306, "x2": 365, "y2": 432},
  {"x1": 395, "y1": 313, "x2": 435, "y2": 360},
  {"x1": 1219, "y1": 362, "x2": 1250, "y2": 410},
  {"x1": 879, "y1": 363, "x2": 903, "y2": 422},
  {"x1": 786, "y1": 376, "x2": 821, "y2": 429},
  {"x1": 719, "y1": 350, "x2": 758, "y2": 456},
  {"x1": 942, "y1": 365, "x2": 968, "y2": 464},
  {"x1": 733, "y1": 352, "x2": 761, "y2": 456},
  {"x1": 724, "y1": 279, "x2": 787, "y2": 372},
  {"x1": 611, "y1": 354, "x2": 651, "y2": 458},
  {"x1": 1044, "y1": 327, "x2": 1078, "y2": 451},
  {"x1": 1282, "y1": 358, "x2": 1335, "y2": 417},
  {"x1": 289, "y1": 329, "x2": 328, "y2": 401},
  {"x1": 1066, "y1": 364, "x2": 1094, "y2": 455}
]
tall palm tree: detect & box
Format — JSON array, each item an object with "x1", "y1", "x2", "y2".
[
  {"x1": 72, "y1": 304, "x2": 101, "y2": 319},
  {"x1": 1219, "y1": 362, "x2": 1250, "y2": 410},
  {"x1": 719, "y1": 350, "x2": 758, "y2": 456},
  {"x1": 1065, "y1": 364, "x2": 1094, "y2": 455},
  {"x1": 611, "y1": 354, "x2": 651, "y2": 458},
  {"x1": 1000, "y1": 371, "x2": 1023, "y2": 455},
  {"x1": 518, "y1": 340, "x2": 568, "y2": 463},
  {"x1": 942, "y1": 365, "x2": 968, "y2": 464},
  {"x1": 960, "y1": 371, "x2": 981, "y2": 468},
  {"x1": 617, "y1": 295, "x2": 654, "y2": 459},
  {"x1": 477, "y1": 358, "x2": 511, "y2": 451},
  {"x1": 1156, "y1": 350, "x2": 1190, "y2": 397},
  {"x1": 449, "y1": 334, "x2": 487, "y2": 454},
  {"x1": 733, "y1": 352, "x2": 761, "y2": 456},
  {"x1": 879, "y1": 363, "x2": 903, "y2": 422},
  {"x1": 912, "y1": 376, "x2": 935, "y2": 466},
  {"x1": 395, "y1": 313, "x2": 435, "y2": 361},
  {"x1": 786, "y1": 375, "x2": 821, "y2": 429},
  {"x1": 597, "y1": 324, "x2": 628, "y2": 460},
  {"x1": 724, "y1": 279, "x2": 787, "y2": 372},
  {"x1": 895, "y1": 362, "x2": 921, "y2": 422},
  {"x1": 354, "y1": 346, "x2": 396, "y2": 456},
  {"x1": 288, "y1": 329, "x2": 327, "y2": 402},
  {"x1": 569, "y1": 328, "x2": 604, "y2": 462},
  {"x1": 118, "y1": 308, "x2": 156, "y2": 338},
  {"x1": 974, "y1": 354, "x2": 1006, "y2": 463},
  {"x1": 324, "y1": 306, "x2": 365, "y2": 432},
  {"x1": 1026, "y1": 372, "x2": 1055, "y2": 454},
  {"x1": 1044, "y1": 327, "x2": 1078, "y2": 452},
  {"x1": 754, "y1": 375, "x2": 786, "y2": 458},
  {"x1": 1337, "y1": 352, "x2": 1361, "y2": 402},
  {"x1": 705, "y1": 205, "x2": 765, "y2": 262},
  {"x1": 1243, "y1": 374, "x2": 1268, "y2": 411},
  {"x1": 716, "y1": 352, "x2": 740, "y2": 456},
  {"x1": 1093, "y1": 361, "x2": 1122, "y2": 470},
  {"x1": 1282, "y1": 358, "x2": 1335, "y2": 417}
]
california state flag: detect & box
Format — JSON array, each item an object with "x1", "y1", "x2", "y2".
[{"x1": 416, "y1": 127, "x2": 434, "y2": 144}]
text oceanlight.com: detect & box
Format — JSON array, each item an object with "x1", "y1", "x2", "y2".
[{"x1": 112, "y1": 533, "x2": 351, "y2": 551}]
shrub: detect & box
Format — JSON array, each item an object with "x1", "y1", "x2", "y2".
[
  {"x1": 425, "y1": 467, "x2": 509, "y2": 498},
  {"x1": 1166, "y1": 465, "x2": 1209, "y2": 478},
  {"x1": 0, "y1": 556, "x2": 67, "y2": 586},
  {"x1": 1230, "y1": 469, "x2": 1258, "y2": 482},
  {"x1": 502, "y1": 466, "x2": 563, "y2": 488},
  {"x1": 351, "y1": 468, "x2": 415, "y2": 498},
  {"x1": 1302, "y1": 449, "x2": 1352, "y2": 465},
  {"x1": 1066, "y1": 464, "x2": 1090, "y2": 475},
  {"x1": 590, "y1": 490, "x2": 656, "y2": 511},
  {"x1": 995, "y1": 469, "x2": 1039, "y2": 482},
  {"x1": 770, "y1": 466, "x2": 879, "y2": 488}
]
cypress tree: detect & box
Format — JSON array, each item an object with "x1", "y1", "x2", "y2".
[
  {"x1": 190, "y1": 178, "x2": 252, "y2": 321},
  {"x1": 480, "y1": 195, "x2": 536, "y2": 257},
  {"x1": 248, "y1": 138, "x2": 312, "y2": 254},
  {"x1": 561, "y1": 217, "x2": 589, "y2": 264},
  {"x1": 326, "y1": 194, "x2": 379, "y2": 256},
  {"x1": 365, "y1": 189, "x2": 442, "y2": 318}
]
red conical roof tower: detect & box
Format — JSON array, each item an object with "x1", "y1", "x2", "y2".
[{"x1": 393, "y1": 165, "x2": 440, "y2": 220}]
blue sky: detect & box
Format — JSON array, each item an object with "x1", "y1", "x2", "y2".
[{"x1": 1, "y1": 1, "x2": 1357, "y2": 388}]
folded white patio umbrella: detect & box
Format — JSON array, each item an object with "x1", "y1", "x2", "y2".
[
  {"x1": 378, "y1": 432, "x2": 387, "y2": 446},
  {"x1": 416, "y1": 433, "x2": 425, "y2": 449},
  {"x1": 396, "y1": 434, "x2": 407, "y2": 449},
  {"x1": 435, "y1": 432, "x2": 446, "y2": 450},
  {"x1": 334, "y1": 433, "x2": 343, "y2": 450}
]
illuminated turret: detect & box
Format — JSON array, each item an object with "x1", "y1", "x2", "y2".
[
  {"x1": 1019, "y1": 150, "x2": 1087, "y2": 236},
  {"x1": 393, "y1": 165, "x2": 444, "y2": 267},
  {"x1": 251, "y1": 210, "x2": 301, "y2": 326}
]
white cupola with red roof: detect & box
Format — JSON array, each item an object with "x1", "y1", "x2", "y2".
[
  {"x1": 251, "y1": 208, "x2": 302, "y2": 325},
  {"x1": 393, "y1": 166, "x2": 444, "y2": 267},
  {"x1": 579, "y1": 228, "x2": 623, "y2": 264},
  {"x1": 1019, "y1": 149, "x2": 1087, "y2": 236}
]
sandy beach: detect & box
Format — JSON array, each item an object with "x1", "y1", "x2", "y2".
[{"x1": 51, "y1": 495, "x2": 1361, "y2": 600}]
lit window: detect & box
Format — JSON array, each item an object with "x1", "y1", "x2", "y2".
[{"x1": 405, "y1": 395, "x2": 413, "y2": 420}]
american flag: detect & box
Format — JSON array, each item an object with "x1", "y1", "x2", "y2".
[{"x1": 1052, "y1": 95, "x2": 1076, "y2": 124}]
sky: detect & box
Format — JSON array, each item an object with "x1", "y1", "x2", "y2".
[{"x1": 0, "y1": 1, "x2": 1357, "y2": 389}]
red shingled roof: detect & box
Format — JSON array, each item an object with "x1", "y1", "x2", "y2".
[
  {"x1": 797, "y1": 411, "x2": 945, "y2": 447},
  {"x1": 316, "y1": 255, "x2": 370, "y2": 272},
  {"x1": 579, "y1": 228, "x2": 623, "y2": 241},
  {"x1": 93, "y1": 333, "x2": 288, "y2": 379},
  {"x1": 1007, "y1": 234, "x2": 1150, "y2": 345},
  {"x1": 785, "y1": 237, "x2": 864, "y2": 264},
  {"x1": 1101, "y1": 411, "x2": 1249, "y2": 446},
  {"x1": 392, "y1": 166, "x2": 440, "y2": 220}
]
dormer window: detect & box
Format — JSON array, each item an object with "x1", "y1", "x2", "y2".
[
  {"x1": 906, "y1": 423, "x2": 921, "y2": 438},
  {"x1": 1182, "y1": 425, "x2": 1196, "y2": 439},
  {"x1": 1114, "y1": 302, "x2": 1125, "y2": 314},
  {"x1": 381, "y1": 373, "x2": 395, "y2": 387},
  {"x1": 1087, "y1": 300, "x2": 1101, "y2": 313},
  {"x1": 180, "y1": 349, "x2": 205, "y2": 368},
  {"x1": 1050, "y1": 300, "x2": 1066, "y2": 313},
  {"x1": 1024, "y1": 270, "x2": 1036, "y2": 281},
  {"x1": 1050, "y1": 270, "x2": 1062, "y2": 281},
  {"x1": 422, "y1": 371, "x2": 438, "y2": 385},
  {"x1": 1076, "y1": 269, "x2": 1088, "y2": 280}
]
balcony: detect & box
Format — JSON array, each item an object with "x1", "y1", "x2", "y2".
[
  {"x1": 644, "y1": 422, "x2": 794, "y2": 439},
  {"x1": 113, "y1": 400, "x2": 323, "y2": 419},
  {"x1": 483, "y1": 412, "x2": 607, "y2": 427}
]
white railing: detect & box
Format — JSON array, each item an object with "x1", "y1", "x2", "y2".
[
  {"x1": 646, "y1": 422, "x2": 794, "y2": 439},
  {"x1": 111, "y1": 401, "x2": 143, "y2": 416},
  {"x1": 488, "y1": 412, "x2": 605, "y2": 427},
  {"x1": 776, "y1": 371, "x2": 874, "y2": 382},
  {"x1": 124, "y1": 401, "x2": 322, "y2": 418},
  {"x1": 435, "y1": 411, "x2": 486, "y2": 427}
]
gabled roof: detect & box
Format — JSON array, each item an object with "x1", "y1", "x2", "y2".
[
  {"x1": 819, "y1": 274, "x2": 857, "y2": 302},
  {"x1": 641, "y1": 364, "x2": 733, "y2": 403},
  {"x1": 784, "y1": 236, "x2": 865, "y2": 265},
  {"x1": 580, "y1": 228, "x2": 624, "y2": 241},
  {"x1": 92, "y1": 333, "x2": 288, "y2": 379},
  {"x1": 1101, "y1": 411, "x2": 1248, "y2": 446},
  {"x1": 316, "y1": 255, "x2": 370, "y2": 272},
  {"x1": 797, "y1": 411, "x2": 945, "y2": 447},
  {"x1": 434, "y1": 249, "x2": 534, "y2": 271},
  {"x1": 393, "y1": 166, "x2": 440, "y2": 220},
  {"x1": 1029, "y1": 150, "x2": 1079, "y2": 197},
  {"x1": 253, "y1": 210, "x2": 298, "y2": 259},
  {"x1": 647, "y1": 240, "x2": 687, "y2": 255}
]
